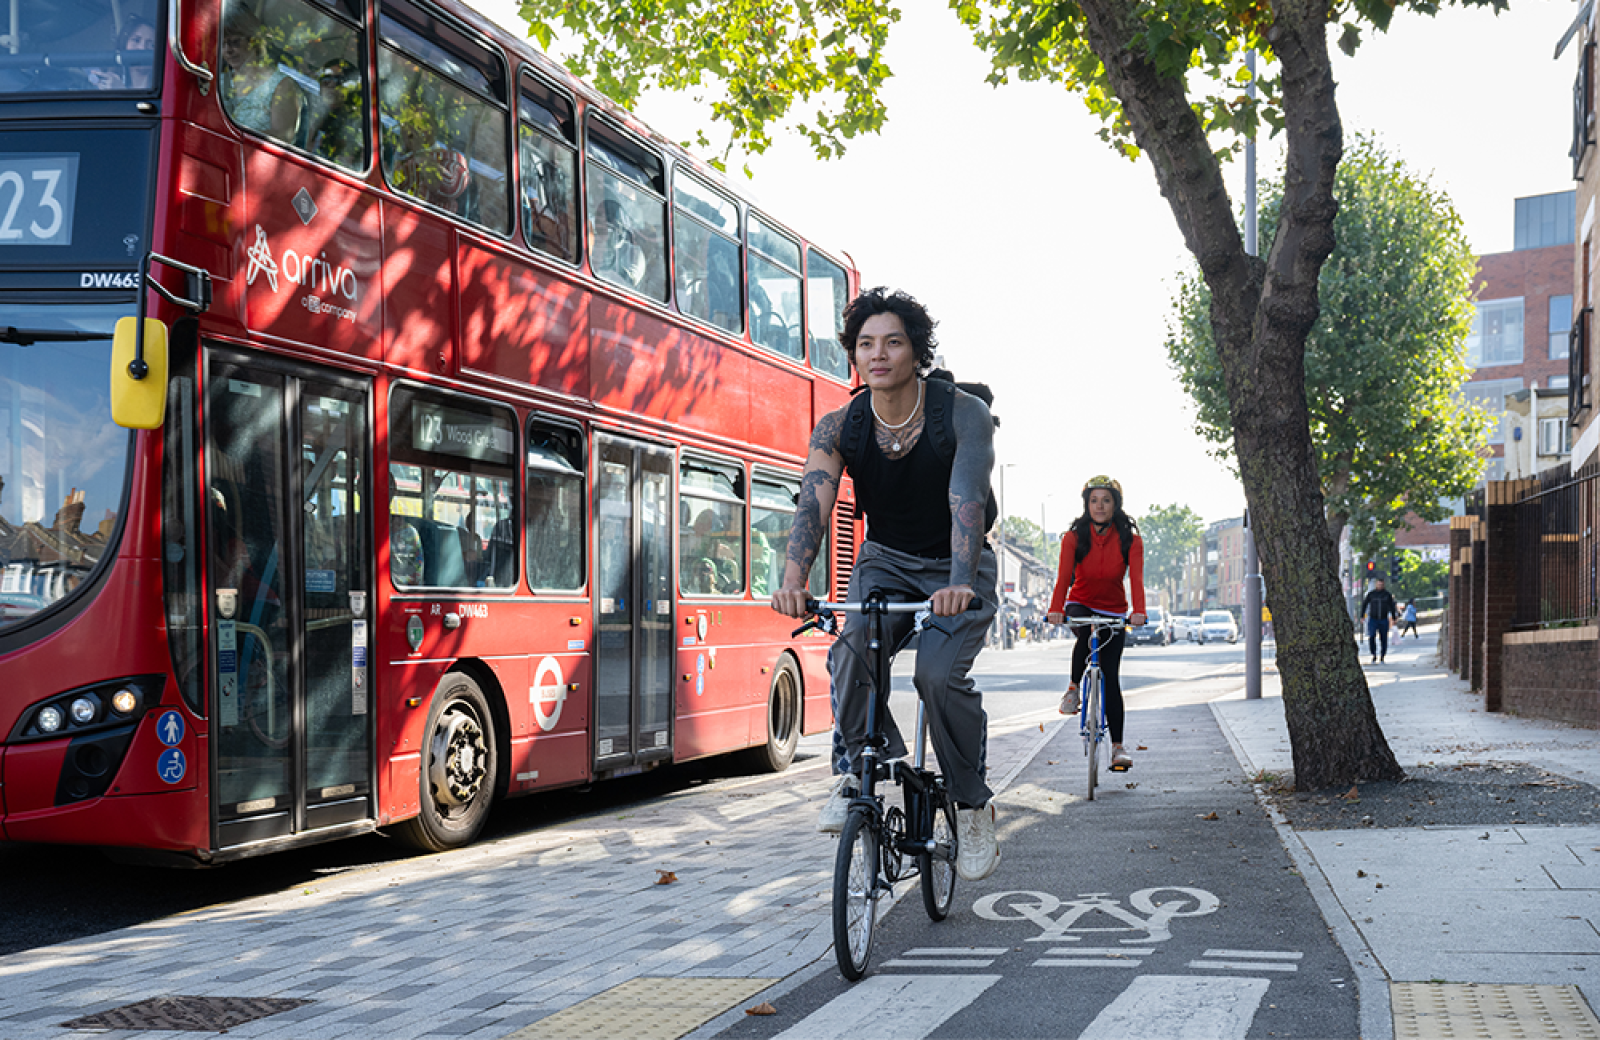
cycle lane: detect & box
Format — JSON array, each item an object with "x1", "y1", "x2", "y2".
[{"x1": 707, "y1": 702, "x2": 1359, "y2": 1040}]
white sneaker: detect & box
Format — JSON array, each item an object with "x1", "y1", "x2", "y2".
[
  {"x1": 956, "y1": 804, "x2": 999, "y2": 881},
  {"x1": 1058, "y1": 685, "x2": 1079, "y2": 715},
  {"x1": 817, "y1": 774, "x2": 858, "y2": 834}
]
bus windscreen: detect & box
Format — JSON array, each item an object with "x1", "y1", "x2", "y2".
[{"x1": 0, "y1": 0, "x2": 160, "y2": 94}]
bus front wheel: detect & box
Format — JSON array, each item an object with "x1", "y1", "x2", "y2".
[{"x1": 395, "y1": 673, "x2": 498, "y2": 852}]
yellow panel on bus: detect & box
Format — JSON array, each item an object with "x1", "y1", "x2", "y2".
[{"x1": 110, "y1": 317, "x2": 168, "y2": 430}]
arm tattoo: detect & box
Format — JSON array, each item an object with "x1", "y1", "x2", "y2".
[
  {"x1": 946, "y1": 393, "x2": 995, "y2": 588},
  {"x1": 785, "y1": 407, "x2": 846, "y2": 585},
  {"x1": 788, "y1": 468, "x2": 839, "y2": 576}
]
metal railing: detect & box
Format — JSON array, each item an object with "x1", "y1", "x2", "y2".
[{"x1": 1511, "y1": 462, "x2": 1600, "y2": 629}]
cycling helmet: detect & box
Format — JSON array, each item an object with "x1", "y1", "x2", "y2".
[{"x1": 1082, "y1": 474, "x2": 1123, "y2": 510}]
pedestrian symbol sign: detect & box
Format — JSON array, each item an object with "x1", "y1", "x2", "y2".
[{"x1": 156, "y1": 710, "x2": 184, "y2": 747}]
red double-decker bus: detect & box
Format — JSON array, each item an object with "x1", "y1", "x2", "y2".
[{"x1": 0, "y1": 0, "x2": 861, "y2": 861}]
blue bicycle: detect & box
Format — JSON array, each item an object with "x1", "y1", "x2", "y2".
[{"x1": 1065, "y1": 614, "x2": 1125, "y2": 801}]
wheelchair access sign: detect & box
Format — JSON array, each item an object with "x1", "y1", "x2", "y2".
[{"x1": 155, "y1": 710, "x2": 187, "y2": 784}]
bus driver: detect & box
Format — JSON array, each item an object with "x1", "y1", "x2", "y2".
[{"x1": 770, "y1": 287, "x2": 1001, "y2": 882}]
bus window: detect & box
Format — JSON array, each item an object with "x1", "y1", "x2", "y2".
[
  {"x1": 673, "y1": 173, "x2": 742, "y2": 334},
  {"x1": 748, "y1": 214, "x2": 802, "y2": 360},
  {"x1": 387, "y1": 386, "x2": 517, "y2": 590},
  {"x1": 0, "y1": 0, "x2": 158, "y2": 95},
  {"x1": 518, "y1": 75, "x2": 579, "y2": 263},
  {"x1": 526, "y1": 420, "x2": 584, "y2": 591},
  {"x1": 750, "y1": 475, "x2": 826, "y2": 599},
  {"x1": 586, "y1": 119, "x2": 667, "y2": 301},
  {"x1": 219, "y1": 0, "x2": 367, "y2": 171},
  {"x1": 378, "y1": 0, "x2": 510, "y2": 234},
  {"x1": 679, "y1": 458, "x2": 743, "y2": 596},
  {"x1": 807, "y1": 250, "x2": 852, "y2": 382}
]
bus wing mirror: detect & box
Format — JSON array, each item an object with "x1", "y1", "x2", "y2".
[{"x1": 111, "y1": 317, "x2": 169, "y2": 429}]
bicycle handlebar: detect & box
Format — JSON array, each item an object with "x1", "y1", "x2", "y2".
[
  {"x1": 790, "y1": 596, "x2": 982, "y2": 638},
  {"x1": 1062, "y1": 614, "x2": 1128, "y2": 629}
]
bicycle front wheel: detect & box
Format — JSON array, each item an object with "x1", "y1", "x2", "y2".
[
  {"x1": 920, "y1": 791, "x2": 958, "y2": 921},
  {"x1": 833, "y1": 806, "x2": 879, "y2": 980},
  {"x1": 1085, "y1": 670, "x2": 1104, "y2": 801}
]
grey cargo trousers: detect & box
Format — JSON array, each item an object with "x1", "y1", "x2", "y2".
[{"x1": 828, "y1": 540, "x2": 999, "y2": 808}]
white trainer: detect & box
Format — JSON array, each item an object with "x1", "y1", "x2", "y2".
[
  {"x1": 956, "y1": 803, "x2": 1000, "y2": 881},
  {"x1": 817, "y1": 774, "x2": 858, "y2": 834},
  {"x1": 1058, "y1": 685, "x2": 1079, "y2": 715}
]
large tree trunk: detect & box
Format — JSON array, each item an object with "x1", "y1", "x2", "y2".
[{"x1": 1076, "y1": 0, "x2": 1401, "y2": 788}]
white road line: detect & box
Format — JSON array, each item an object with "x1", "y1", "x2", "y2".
[
  {"x1": 1078, "y1": 975, "x2": 1271, "y2": 1040},
  {"x1": 1189, "y1": 960, "x2": 1300, "y2": 972},
  {"x1": 1043, "y1": 948, "x2": 1156, "y2": 956},
  {"x1": 881, "y1": 959, "x2": 997, "y2": 968},
  {"x1": 1034, "y1": 958, "x2": 1146, "y2": 968},
  {"x1": 1201, "y1": 949, "x2": 1303, "y2": 960},
  {"x1": 901, "y1": 948, "x2": 1009, "y2": 956},
  {"x1": 771, "y1": 974, "x2": 1001, "y2": 1040}
]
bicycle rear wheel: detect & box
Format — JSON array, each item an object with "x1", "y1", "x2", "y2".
[
  {"x1": 919, "y1": 790, "x2": 958, "y2": 921},
  {"x1": 1085, "y1": 670, "x2": 1103, "y2": 801},
  {"x1": 832, "y1": 806, "x2": 879, "y2": 980}
]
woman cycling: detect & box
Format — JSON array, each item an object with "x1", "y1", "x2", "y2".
[{"x1": 1045, "y1": 476, "x2": 1146, "y2": 772}]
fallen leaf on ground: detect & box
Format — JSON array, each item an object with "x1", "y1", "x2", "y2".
[
  {"x1": 655, "y1": 870, "x2": 678, "y2": 885},
  {"x1": 1341, "y1": 786, "x2": 1360, "y2": 801},
  {"x1": 1198, "y1": 811, "x2": 1219, "y2": 820},
  {"x1": 745, "y1": 1003, "x2": 777, "y2": 1016},
  {"x1": 1136, "y1": 745, "x2": 1148, "y2": 751},
  {"x1": 1039, "y1": 723, "x2": 1044, "y2": 732}
]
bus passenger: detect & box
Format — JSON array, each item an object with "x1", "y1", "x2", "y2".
[
  {"x1": 89, "y1": 16, "x2": 156, "y2": 90},
  {"x1": 592, "y1": 199, "x2": 647, "y2": 289},
  {"x1": 220, "y1": 13, "x2": 303, "y2": 142},
  {"x1": 770, "y1": 287, "x2": 1002, "y2": 882}
]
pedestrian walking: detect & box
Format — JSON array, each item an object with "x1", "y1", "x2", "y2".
[
  {"x1": 1359, "y1": 577, "x2": 1399, "y2": 663},
  {"x1": 1400, "y1": 599, "x2": 1419, "y2": 638}
]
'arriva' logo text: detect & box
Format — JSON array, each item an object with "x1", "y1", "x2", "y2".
[{"x1": 245, "y1": 224, "x2": 360, "y2": 308}]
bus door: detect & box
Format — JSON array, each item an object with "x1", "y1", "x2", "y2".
[
  {"x1": 205, "y1": 353, "x2": 373, "y2": 849},
  {"x1": 593, "y1": 435, "x2": 674, "y2": 771}
]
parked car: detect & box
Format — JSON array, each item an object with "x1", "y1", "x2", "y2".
[
  {"x1": 1127, "y1": 606, "x2": 1171, "y2": 646},
  {"x1": 1199, "y1": 609, "x2": 1240, "y2": 644},
  {"x1": 1170, "y1": 614, "x2": 1200, "y2": 642}
]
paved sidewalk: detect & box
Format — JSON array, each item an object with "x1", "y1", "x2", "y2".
[
  {"x1": 0, "y1": 712, "x2": 1059, "y2": 1040},
  {"x1": 1211, "y1": 626, "x2": 1600, "y2": 1036}
]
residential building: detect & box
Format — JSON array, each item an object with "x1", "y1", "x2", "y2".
[{"x1": 1400, "y1": 190, "x2": 1575, "y2": 555}]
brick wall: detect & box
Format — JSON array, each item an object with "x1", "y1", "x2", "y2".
[{"x1": 1502, "y1": 632, "x2": 1600, "y2": 728}]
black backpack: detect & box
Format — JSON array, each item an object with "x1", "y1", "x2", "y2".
[{"x1": 838, "y1": 369, "x2": 1000, "y2": 533}]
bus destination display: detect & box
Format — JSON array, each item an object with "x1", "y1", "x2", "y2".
[
  {"x1": 0, "y1": 154, "x2": 79, "y2": 247},
  {"x1": 412, "y1": 401, "x2": 514, "y2": 465}
]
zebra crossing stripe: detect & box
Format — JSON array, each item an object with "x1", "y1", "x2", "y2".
[
  {"x1": 1034, "y1": 947, "x2": 1155, "y2": 968},
  {"x1": 770, "y1": 975, "x2": 1001, "y2": 1040},
  {"x1": 1078, "y1": 975, "x2": 1272, "y2": 1040}
]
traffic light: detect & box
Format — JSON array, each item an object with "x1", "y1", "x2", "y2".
[{"x1": 1365, "y1": 560, "x2": 1376, "y2": 576}]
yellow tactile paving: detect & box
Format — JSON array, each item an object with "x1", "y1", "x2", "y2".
[
  {"x1": 1392, "y1": 982, "x2": 1600, "y2": 1039},
  {"x1": 499, "y1": 977, "x2": 780, "y2": 1040}
]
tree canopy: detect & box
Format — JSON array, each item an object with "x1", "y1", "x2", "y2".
[
  {"x1": 1138, "y1": 503, "x2": 1205, "y2": 606},
  {"x1": 1166, "y1": 135, "x2": 1491, "y2": 558},
  {"x1": 515, "y1": 0, "x2": 1509, "y2": 789}
]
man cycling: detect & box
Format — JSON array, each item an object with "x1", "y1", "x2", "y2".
[{"x1": 770, "y1": 287, "x2": 1001, "y2": 882}]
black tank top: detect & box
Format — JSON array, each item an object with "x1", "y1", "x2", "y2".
[{"x1": 847, "y1": 429, "x2": 953, "y2": 559}]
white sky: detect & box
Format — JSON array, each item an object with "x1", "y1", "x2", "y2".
[{"x1": 472, "y1": 0, "x2": 1578, "y2": 532}]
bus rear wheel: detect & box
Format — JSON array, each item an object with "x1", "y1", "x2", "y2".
[
  {"x1": 743, "y1": 655, "x2": 801, "y2": 773},
  {"x1": 395, "y1": 673, "x2": 498, "y2": 852}
]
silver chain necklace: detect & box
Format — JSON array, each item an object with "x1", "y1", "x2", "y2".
[{"x1": 871, "y1": 380, "x2": 924, "y2": 452}]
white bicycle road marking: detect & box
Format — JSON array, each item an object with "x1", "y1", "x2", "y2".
[
  {"x1": 770, "y1": 974, "x2": 1001, "y2": 1040},
  {"x1": 1078, "y1": 975, "x2": 1271, "y2": 1040},
  {"x1": 974, "y1": 887, "x2": 1221, "y2": 944}
]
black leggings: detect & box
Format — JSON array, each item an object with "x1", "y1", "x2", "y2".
[{"x1": 1067, "y1": 605, "x2": 1128, "y2": 743}]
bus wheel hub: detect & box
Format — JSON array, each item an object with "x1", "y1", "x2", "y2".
[{"x1": 430, "y1": 711, "x2": 486, "y2": 806}]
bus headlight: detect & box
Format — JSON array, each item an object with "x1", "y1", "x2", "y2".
[
  {"x1": 70, "y1": 696, "x2": 99, "y2": 725},
  {"x1": 110, "y1": 688, "x2": 140, "y2": 715},
  {"x1": 36, "y1": 705, "x2": 64, "y2": 733}
]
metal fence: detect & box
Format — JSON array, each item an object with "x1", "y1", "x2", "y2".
[{"x1": 1512, "y1": 462, "x2": 1600, "y2": 628}]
